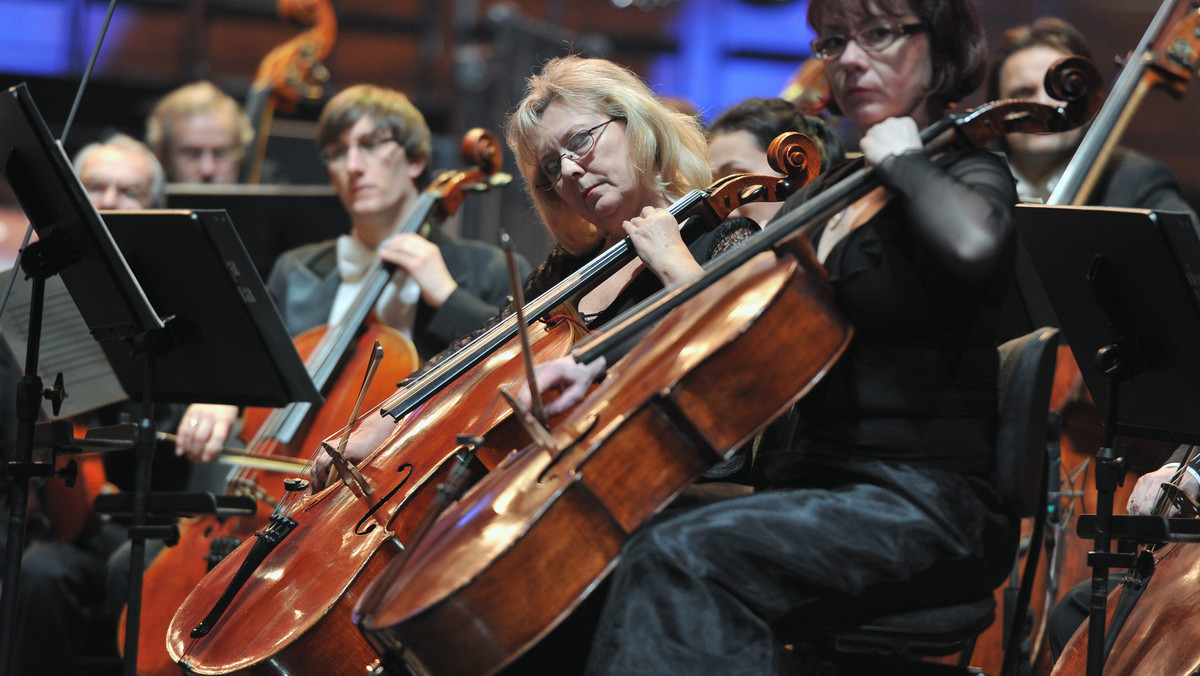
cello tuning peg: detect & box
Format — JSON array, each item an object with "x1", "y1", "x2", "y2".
[
  {"x1": 56, "y1": 459, "x2": 78, "y2": 488},
  {"x1": 739, "y1": 185, "x2": 766, "y2": 204}
]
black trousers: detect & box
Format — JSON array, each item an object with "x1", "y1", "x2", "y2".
[{"x1": 583, "y1": 456, "x2": 1018, "y2": 676}]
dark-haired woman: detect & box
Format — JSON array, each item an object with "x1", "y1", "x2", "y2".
[{"x1": 521, "y1": 0, "x2": 1022, "y2": 673}]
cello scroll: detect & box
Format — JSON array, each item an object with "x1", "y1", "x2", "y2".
[
  {"x1": 697, "y1": 131, "x2": 821, "y2": 223},
  {"x1": 949, "y1": 56, "x2": 1103, "y2": 149},
  {"x1": 428, "y1": 128, "x2": 512, "y2": 218}
]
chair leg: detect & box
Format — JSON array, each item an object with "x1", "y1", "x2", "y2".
[{"x1": 956, "y1": 634, "x2": 979, "y2": 669}]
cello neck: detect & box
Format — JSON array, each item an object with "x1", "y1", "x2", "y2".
[
  {"x1": 379, "y1": 187, "x2": 728, "y2": 421},
  {"x1": 309, "y1": 191, "x2": 441, "y2": 391}
]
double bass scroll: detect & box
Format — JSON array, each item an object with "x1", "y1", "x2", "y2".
[{"x1": 243, "y1": 0, "x2": 338, "y2": 185}]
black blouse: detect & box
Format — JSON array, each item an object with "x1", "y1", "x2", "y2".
[{"x1": 780, "y1": 148, "x2": 1018, "y2": 475}]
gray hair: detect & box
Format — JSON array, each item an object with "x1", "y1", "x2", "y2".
[{"x1": 73, "y1": 133, "x2": 167, "y2": 208}]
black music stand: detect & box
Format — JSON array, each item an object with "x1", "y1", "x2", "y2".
[
  {"x1": 165, "y1": 185, "x2": 350, "y2": 279},
  {"x1": 0, "y1": 83, "x2": 319, "y2": 676},
  {"x1": 1016, "y1": 203, "x2": 1200, "y2": 676}
]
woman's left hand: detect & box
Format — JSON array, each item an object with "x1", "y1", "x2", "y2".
[
  {"x1": 859, "y1": 116, "x2": 922, "y2": 167},
  {"x1": 517, "y1": 356, "x2": 608, "y2": 417},
  {"x1": 623, "y1": 206, "x2": 701, "y2": 284}
]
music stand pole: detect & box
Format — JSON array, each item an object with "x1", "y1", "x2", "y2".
[
  {"x1": 122, "y1": 335, "x2": 157, "y2": 676},
  {"x1": 1086, "y1": 346, "x2": 1127, "y2": 676},
  {"x1": 0, "y1": 251, "x2": 69, "y2": 675}
]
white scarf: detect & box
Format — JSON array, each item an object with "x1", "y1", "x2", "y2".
[{"x1": 329, "y1": 234, "x2": 420, "y2": 338}]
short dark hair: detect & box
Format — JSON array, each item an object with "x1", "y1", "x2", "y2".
[
  {"x1": 708, "y1": 97, "x2": 846, "y2": 169},
  {"x1": 986, "y1": 17, "x2": 1093, "y2": 102},
  {"x1": 807, "y1": 0, "x2": 987, "y2": 115},
  {"x1": 317, "y1": 84, "x2": 431, "y2": 165}
]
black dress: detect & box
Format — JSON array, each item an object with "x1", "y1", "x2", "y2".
[{"x1": 582, "y1": 148, "x2": 1022, "y2": 676}]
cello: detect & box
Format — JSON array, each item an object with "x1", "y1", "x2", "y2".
[
  {"x1": 352, "y1": 61, "x2": 1104, "y2": 676},
  {"x1": 1050, "y1": 452, "x2": 1200, "y2": 675},
  {"x1": 164, "y1": 135, "x2": 821, "y2": 676},
  {"x1": 121, "y1": 128, "x2": 508, "y2": 676}
]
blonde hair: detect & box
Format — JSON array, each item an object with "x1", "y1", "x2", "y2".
[
  {"x1": 506, "y1": 56, "x2": 712, "y2": 255},
  {"x1": 145, "y1": 81, "x2": 253, "y2": 156}
]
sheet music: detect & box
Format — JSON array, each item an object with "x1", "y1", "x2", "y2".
[{"x1": 0, "y1": 267, "x2": 128, "y2": 418}]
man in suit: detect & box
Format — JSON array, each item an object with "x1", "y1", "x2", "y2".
[
  {"x1": 989, "y1": 17, "x2": 1197, "y2": 219},
  {"x1": 175, "y1": 84, "x2": 526, "y2": 461},
  {"x1": 989, "y1": 17, "x2": 1200, "y2": 664}
]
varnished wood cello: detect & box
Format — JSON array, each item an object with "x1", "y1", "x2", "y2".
[
  {"x1": 120, "y1": 128, "x2": 507, "y2": 676},
  {"x1": 163, "y1": 135, "x2": 820, "y2": 676},
  {"x1": 1051, "y1": 451, "x2": 1200, "y2": 675},
  {"x1": 351, "y1": 61, "x2": 1104, "y2": 676}
]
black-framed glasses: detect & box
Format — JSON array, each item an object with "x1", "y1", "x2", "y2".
[
  {"x1": 810, "y1": 21, "x2": 925, "y2": 61},
  {"x1": 535, "y1": 118, "x2": 622, "y2": 191},
  {"x1": 321, "y1": 133, "x2": 398, "y2": 167}
]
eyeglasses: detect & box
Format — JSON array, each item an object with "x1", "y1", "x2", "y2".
[
  {"x1": 535, "y1": 118, "x2": 621, "y2": 191},
  {"x1": 810, "y1": 21, "x2": 925, "y2": 61},
  {"x1": 321, "y1": 133, "x2": 398, "y2": 167}
]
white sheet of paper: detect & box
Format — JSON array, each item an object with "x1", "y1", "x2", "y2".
[{"x1": 0, "y1": 267, "x2": 128, "y2": 418}]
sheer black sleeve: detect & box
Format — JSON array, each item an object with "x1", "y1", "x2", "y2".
[{"x1": 875, "y1": 148, "x2": 1017, "y2": 282}]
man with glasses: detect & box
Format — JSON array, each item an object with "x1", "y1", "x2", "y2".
[
  {"x1": 146, "y1": 81, "x2": 253, "y2": 184},
  {"x1": 174, "y1": 84, "x2": 526, "y2": 461}
]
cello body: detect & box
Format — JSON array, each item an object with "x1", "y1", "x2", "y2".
[
  {"x1": 355, "y1": 238, "x2": 852, "y2": 676},
  {"x1": 165, "y1": 319, "x2": 579, "y2": 675},
  {"x1": 1050, "y1": 541, "x2": 1200, "y2": 675},
  {"x1": 120, "y1": 323, "x2": 416, "y2": 676},
  {"x1": 134, "y1": 126, "x2": 507, "y2": 675}
]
